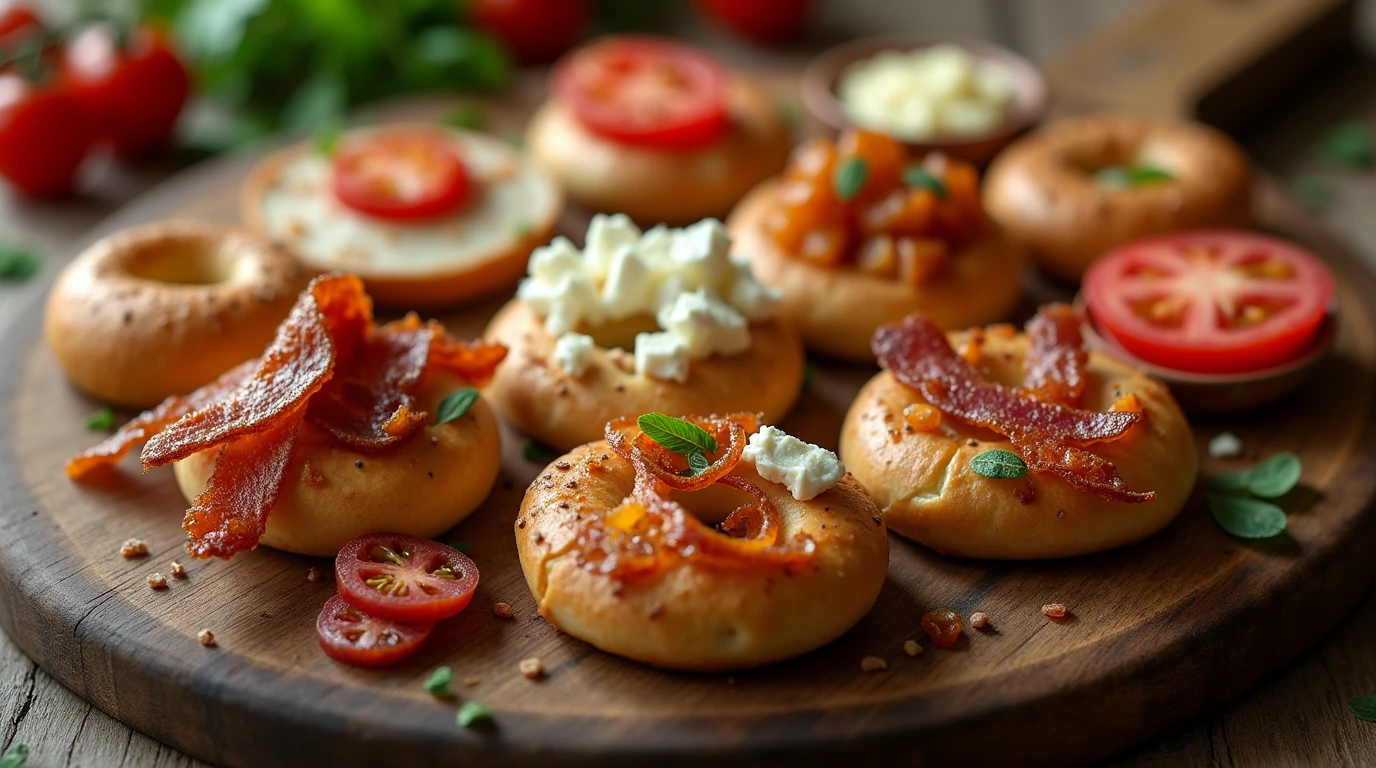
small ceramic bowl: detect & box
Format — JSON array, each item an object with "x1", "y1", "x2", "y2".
[
  {"x1": 800, "y1": 35, "x2": 1049, "y2": 167},
  {"x1": 1077, "y1": 299, "x2": 1338, "y2": 415}
]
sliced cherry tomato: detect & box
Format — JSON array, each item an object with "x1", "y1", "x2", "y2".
[
  {"x1": 0, "y1": 74, "x2": 92, "y2": 197},
  {"x1": 335, "y1": 533, "x2": 480, "y2": 624},
  {"x1": 553, "y1": 36, "x2": 729, "y2": 151},
  {"x1": 331, "y1": 132, "x2": 472, "y2": 222},
  {"x1": 60, "y1": 24, "x2": 189, "y2": 159},
  {"x1": 0, "y1": 5, "x2": 42, "y2": 50},
  {"x1": 316, "y1": 594, "x2": 434, "y2": 668},
  {"x1": 470, "y1": 0, "x2": 589, "y2": 64},
  {"x1": 1084, "y1": 231, "x2": 1335, "y2": 375},
  {"x1": 696, "y1": 0, "x2": 812, "y2": 44}
]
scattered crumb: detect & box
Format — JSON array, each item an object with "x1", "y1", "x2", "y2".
[
  {"x1": 518, "y1": 657, "x2": 544, "y2": 679},
  {"x1": 120, "y1": 539, "x2": 148, "y2": 559},
  {"x1": 970, "y1": 611, "x2": 990, "y2": 629},
  {"x1": 197, "y1": 629, "x2": 216, "y2": 647},
  {"x1": 493, "y1": 602, "x2": 515, "y2": 619},
  {"x1": 307, "y1": 566, "x2": 322, "y2": 582},
  {"x1": 860, "y1": 655, "x2": 888, "y2": 672},
  {"x1": 1042, "y1": 603, "x2": 1068, "y2": 619},
  {"x1": 903, "y1": 640, "x2": 922, "y2": 657},
  {"x1": 1208, "y1": 432, "x2": 1243, "y2": 458},
  {"x1": 147, "y1": 573, "x2": 168, "y2": 590},
  {"x1": 169, "y1": 561, "x2": 186, "y2": 579},
  {"x1": 463, "y1": 675, "x2": 480, "y2": 687}
]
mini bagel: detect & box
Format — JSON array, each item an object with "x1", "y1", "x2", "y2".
[
  {"x1": 839, "y1": 327, "x2": 1197, "y2": 559},
  {"x1": 173, "y1": 370, "x2": 502, "y2": 557},
  {"x1": 484, "y1": 300, "x2": 803, "y2": 451},
  {"x1": 44, "y1": 220, "x2": 305, "y2": 409},
  {"x1": 983, "y1": 114, "x2": 1252, "y2": 281},
  {"x1": 728, "y1": 179, "x2": 1024, "y2": 361},
  {"x1": 516, "y1": 427, "x2": 888, "y2": 670},
  {"x1": 526, "y1": 77, "x2": 790, "y2": 226}
]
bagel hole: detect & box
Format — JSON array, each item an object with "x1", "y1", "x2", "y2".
[
  {"x1": 580, "y1": 315, "x2": 660, "y2": 352},
  {"x1": 124, "y1": 236, "x2": 235, "y2": 285},
  {"x1": 667, "y1": 483, "x2": 756, "y2": 531}
]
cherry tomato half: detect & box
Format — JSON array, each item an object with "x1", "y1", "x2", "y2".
[
  {"x1": 1083, "y1": 231, "x2": 1335, "y2": 375},
  {"x1": 60, "y1": 24, "x2": 189, "y2": 159},
  {"x1": 331, "y1": 133, "x2": 472, "y2": 222},
  {"x1": 553, "y1": 36, "x2": 729, "y2": 151},
  {"x1": 335, "y1": 533, "x2": 480, "y2": 624},
  {"x1": 0, "y1": 74, "x2": 92, "y2": 197},
  {"x1": 316, "y1": 594, "x2": 434, "y2": 668},
  {"x1": 0, "y1": 5, "x2": 43, "y2": 50},
  {"x1": 696, "y1": 0, "x2": 812, "y2": 44},
  {"x1": 470, "y1": 0, "x2": 589, "y2": 64}
]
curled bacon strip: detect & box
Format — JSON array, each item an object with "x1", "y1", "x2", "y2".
[
  {"x1": 874, "y1": 309, "x2": 1154, "y2": 504},
  {"x1": 580, "y1": 414, "x2": 816, "y2": 579},
  {"x1": 1023, "y1": 303, "x2": 1088, "y2": 407}
]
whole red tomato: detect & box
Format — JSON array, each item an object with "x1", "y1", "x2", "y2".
[
  {"x1": 60, "y1": 24, "x2": 189, "y2": 159},
  {"x1": 469, "y1": 0, "x2": 590, "y2": 64},
  {"x1": 697, "y1": 0, "x2": 812, "y2": 43},
  {"x1": 0, "y1": 73, "x2": 92, "y2": 197},
  {"x1": 0, "y1": 4, "x2": 42, "y2": 49}
]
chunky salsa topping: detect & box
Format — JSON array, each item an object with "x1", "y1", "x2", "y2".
[{"x1": 765, "y1": 128, "x2": 984, "y2": 286}]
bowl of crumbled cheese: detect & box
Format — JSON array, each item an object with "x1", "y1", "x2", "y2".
[{"x1": 802, "y1": 36, "x2": 1048, "y2": 166}]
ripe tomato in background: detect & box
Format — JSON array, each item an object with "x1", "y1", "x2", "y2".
[
  {"x1": 60, "y1": 24, "x2": 190, "y2": 159},
  {"x1": 0, "y1": 73, "x2": 92, "y2": 197},
  {"x1": 697, "y1": 0, "x2": 812, "y2": 44},
  {"x1": 331, "y1": 133, "x2": 473, "y2": 222},
  {"x1": 469, "y1": 0, "x2": 590, "y2": 64},
  {"x1": 0, "y1": 4, "x2": 42, "y2": 49}
]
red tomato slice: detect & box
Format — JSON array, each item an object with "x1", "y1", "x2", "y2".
[
  {"x1": 316, "y1": 594, "x2": 433, "y2": 668},
  {"x1": 334, "y1": 533, "x2": 480, "y2": 624},
  {"x1": 1084, "y1": 231, "x2": 1334, "y2": 375},
  {"x1": 553, "y1": 36, "x2": 729, "y2": 151},
  {"x1": 331, "y1": 133, "x2": 471, "y2": 222}
]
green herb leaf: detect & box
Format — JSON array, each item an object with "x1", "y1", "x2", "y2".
[
  {"x1": 1246, "y1": 451, "x2": 1302, "y2": 498},
  {"x1": 1322, "y1": 122, "x2": 1374, "y2": 168},
  {"x1": 1206, "y1": 469, "x2": 1253, "y2": 493},
  {"x1": 637, "y1": 413, "x2": 718, "y2": 456},
  {"x1": 1094, "y1": 166, "x2": 1132, "y2": 189},
  {"x1": 434, "y1": 388, "x2": 479, "y2": 425},
  {"x1": 833, "y1": 157, "x2": 869, "y2": 202},
  {"x1": 0, "y1": 243, "x2": 41, "y2": 282},
  {"x1": 457, "y1": 701, "x2": 493, "y2": 728},
  {"x1": 1293, "y1": 173, "x2": 1331, "y2": 211},
  {"x1": 970, "y1": 449, "x2": 1028, "y2": 480},
  {"x1": 423, "y1": 666, "x2": 453, "y2": 697},
  {"x1": 282, "y1": 69, "x2": 347, "y2": 133},
  {"x1": 1207, "y1": 494, "x2": 1287, "y2": 539},
  {"x1": 801, "y1": 362, "x2": 817, "y2": 390},
  {"x1": 86, "y1": 407, "x2": 116, "y2": 431},
  {"x1": 1349, "y1": 695, "x2": 1376, "y2": 722},
  {"x1": 0, "y1": 743, "x2": 28, "y2": 768},
  {"x1": 521, "y1": 438, "x2": 560, "y2": 464},
  {"x1": 685, "y1": 452, "x2": 711, "y2": 477},
  {"x1": 1129, "y1": 166, "x2": 1174, "y2": 184},
  {"x1": 902, "y1": 165, "x2": 948, "y2": 198},
  {"x1": 314, "y1": 122, "x2": 341, "y2": 156},
  {"x1": 442, "y1": 103, "x2": 485, "y2": 131}
]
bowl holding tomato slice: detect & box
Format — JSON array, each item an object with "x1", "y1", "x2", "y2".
[{"x1": 1080, "y1": 230, "x2": 1338, "y2": 414}]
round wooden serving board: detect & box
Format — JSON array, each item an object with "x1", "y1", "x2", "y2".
[{"x1": 4, "y1": 93, "x2": 1376, "y2": 768}]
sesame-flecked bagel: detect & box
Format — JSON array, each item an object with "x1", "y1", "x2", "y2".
[
  {"x1": 727, "y1": 180, "x2": 1024, "y2": 361},
  {"x1": 483, "y1": 300, "x2": 805, "y2": 451},
  {"x1": 173, "y1": 370, "x2": 501, "y2": 557},
  {"x1": 983, "y1": 114, "x2": 1252, "y2": 281},
  {"x1": 44, "y1": 220, "x2": 306, "y2": 409},
  {"x1": 515, "y1": 440, "x2": 889, "y2": 670},
  {"x1": 525, "y1": 77, "x2": 789, "y2": 227},
  {"x1": 839, "y1": 327, "x2": 1197, "y2": 559}
]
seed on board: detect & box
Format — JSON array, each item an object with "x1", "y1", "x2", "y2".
[
  {"x1": 970, "y1": 611, "x2": 990, "y2": 629},
  {"x1": 120, "y1": 538, "x2": 148, "y2": 558},
  {"x1": 493, "y1": 602, "x2": 515, "y2": 619},
  {"x1": 1042, "y1": 603, "x2": 1068, "y2": 619},
  {"x1": 169, "y1": 561, "x2": 186, "y2": 579},
  {"x1": 197, "y1": 629, "x2": 216, "y2": 647},
  {"x1": 860, "y1": 655, "x2": 888, "y2": 672},
  {"x1": 903, "y1": 640, "x2": 922, "y2": 657},
  {"x1": 147, "y1": 573, "x2": 168, "y2": 590},
  {"x1": 519, "y1": 657, "x2": 544, "y2": 679}
]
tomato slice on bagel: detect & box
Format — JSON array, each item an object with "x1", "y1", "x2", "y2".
[
  {"x1": 316, "y1": 593, "x2": 434, "y2": 668},
  {"x1": 553, "y1": 35, "x2": 729, "y2": 151},
  {"x1": 1083, "y1": 231, "x2": 1334, "y2": 375},
  {"x1": 335, "y1": 533, "x2": 480, "y2": 624},
  {"x1": 331, "y1": 131, "x2": 471, "y2": 222}
]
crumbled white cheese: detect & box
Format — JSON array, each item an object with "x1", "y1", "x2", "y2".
[
  {"x1": 515, "y1": 214, "x2": 777, "y2": 382},
  {"x1": 743, "y1": 426, "x2": 846, "y2": 501},
  {"x1": 552, "y1": 332, "x2": 595, "y2": 377},
  {"x1": 1208, "y1": 432, "x2": 1243, "y2": 459},
  {"x1": 837, "y1": 44, "x2": 1014, "y2": 141}
]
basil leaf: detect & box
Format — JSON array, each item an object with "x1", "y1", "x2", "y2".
[
  {"x1": 902, "y1": 165, "x2": 948, "y2": 198},
  {"x1": 1094, "y1": 166, "x2": 1133, "y2": 189},
  {"x1": 0, "y1": 243, "x2": 41, "y2": 282},
  {"x1": 0, "y1": 743, "x2": 27, "y2": 768},
  {"x1": 1207, "y1": 494, "x2": 1287, "y2": 539},
  {"x1": 970, "y1": 449, "x2": 1027, "y2": 480},
  {"x1": 457, "y1": 701, "x2": 493, "y2": 728},
  {"x1": 1129, "y1": 166, "x2": 1173, "y2": 185},
  {"x1": 1349, "y1": 695, "x2": 1376, "y2": 722},
  {"x1": 423, "y1": 666, "x2": 452, "y2": 698},
  {"x1": 1322, "y1": 122, "x2": 1374, "y2": 168},
  {"x1": 1246, "y1": 451, "x2": 1301, "y2": 498},
  {"x1": 86, "y1": 407, "x2": 116, "y2": 431},
  {"x1": 833, "y1": 157, "x2": 869, "y2": 202},
  {"x1": 637, "y1": 413, "x2": 718, "y2": 456},
  {"x1": 685, "y1": 452, "x2": 711, "y2": 477},
  {"x1": 434, "y1": 388, "x2": 479, "y2": 425},
  {"x1": 442, "y1": 103, "x2": 485, "y2": 131},
  {"x1": 521, "y1": 438, "x2": 560, "y2": 464},
  {"x1": 1206, "y1": 469, "x2": 1253, "y2": 493}
]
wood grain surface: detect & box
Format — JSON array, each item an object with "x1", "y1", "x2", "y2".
[{"x1": 2, "y1": 85, "x2": 1376, "y2": 767}]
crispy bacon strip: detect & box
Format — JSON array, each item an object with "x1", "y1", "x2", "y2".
[
  {"x1": 428, "y1": 329, "x2": 509, "y2": 387},
  {"x1": 306, "y1": 317, "x2": 432, "y2": 451},
  {"x1": 1023, "y1": 303, "x2": 1088, "y2": 407},
  {"x1": 874, "y1": 313, "x2": 1154, "y2": 504}
]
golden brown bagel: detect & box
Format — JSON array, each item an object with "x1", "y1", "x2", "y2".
[
  {"x1": 525, "y1": 78, "x2": 789, "y2": 226},
  {"x1": 839, "y1": 328, "x2": 1197, "y2": 559},
  {"x1": 173, "y1": 370, "x2": 501, "y2": 557},
  {"x1": 728, "y1": 180, "x2": 1024, "y2": 361},
  {"x1": 44, "y1": 221, "x2": 305, "y2": 409},
  {"x1": 983, "y1": 114, "x2": 1252, "y2": 282},
  {"x1": 241, "y1": 124, "x2": 562, "y2": 309},
  {"x1": 516, "y1": 439, "x2": 888, "y2": 670},
  {"x1": 484, "y1": 301, "x2": 804, "y2": 451}
]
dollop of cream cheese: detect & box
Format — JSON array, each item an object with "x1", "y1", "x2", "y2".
[
  {"x1": 743, "y1": 426, "x2": 846, "y2": 501},
  {"x1": 837, "y1": 44, "x2": 1014, "y2": 140},
  {"x1": 552, "y1": 332, "x2": 595, "y2": 377},
  {"x1": 517, "y1": 214, "x2": 781, "y2": 382}
]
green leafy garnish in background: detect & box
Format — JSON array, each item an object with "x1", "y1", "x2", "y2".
[
  {"x1": 0, "y1": 743, "x2": 27, "y2": 768},
  {"x1": 441, "y1": 103, "x2": 485, "y2": 131},
  {"x1": 86, "y1": 407, "x2": 116, "y2": 431},
  {"x1": 1206, "y1": 452, "x2": 1302, "y2": 539},
  {"x1": 902, "y1": 165, "x2": 947, "y2": 198},
  {"x1": 0, "y1": 243, "x2": 41, "y2": 282},
  {"x1": 970, "y1": 449, "x2": 1028, "y2": 480},
  {"x1": 1094, "y1": 166, "x2": 1174, "y2": 189},
  {"x1": 433, "y1": 387, "x2": 479, "y2": 425},
  {"x1": 423, "y1": 666, "x2": 452, "y2": 698},
  {"x1": 1321, "y1": 122, "x2": 1374, "y2": 168},
  {"x1": 833, "y1": 157, "x2": 869, "y2": 202}
]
